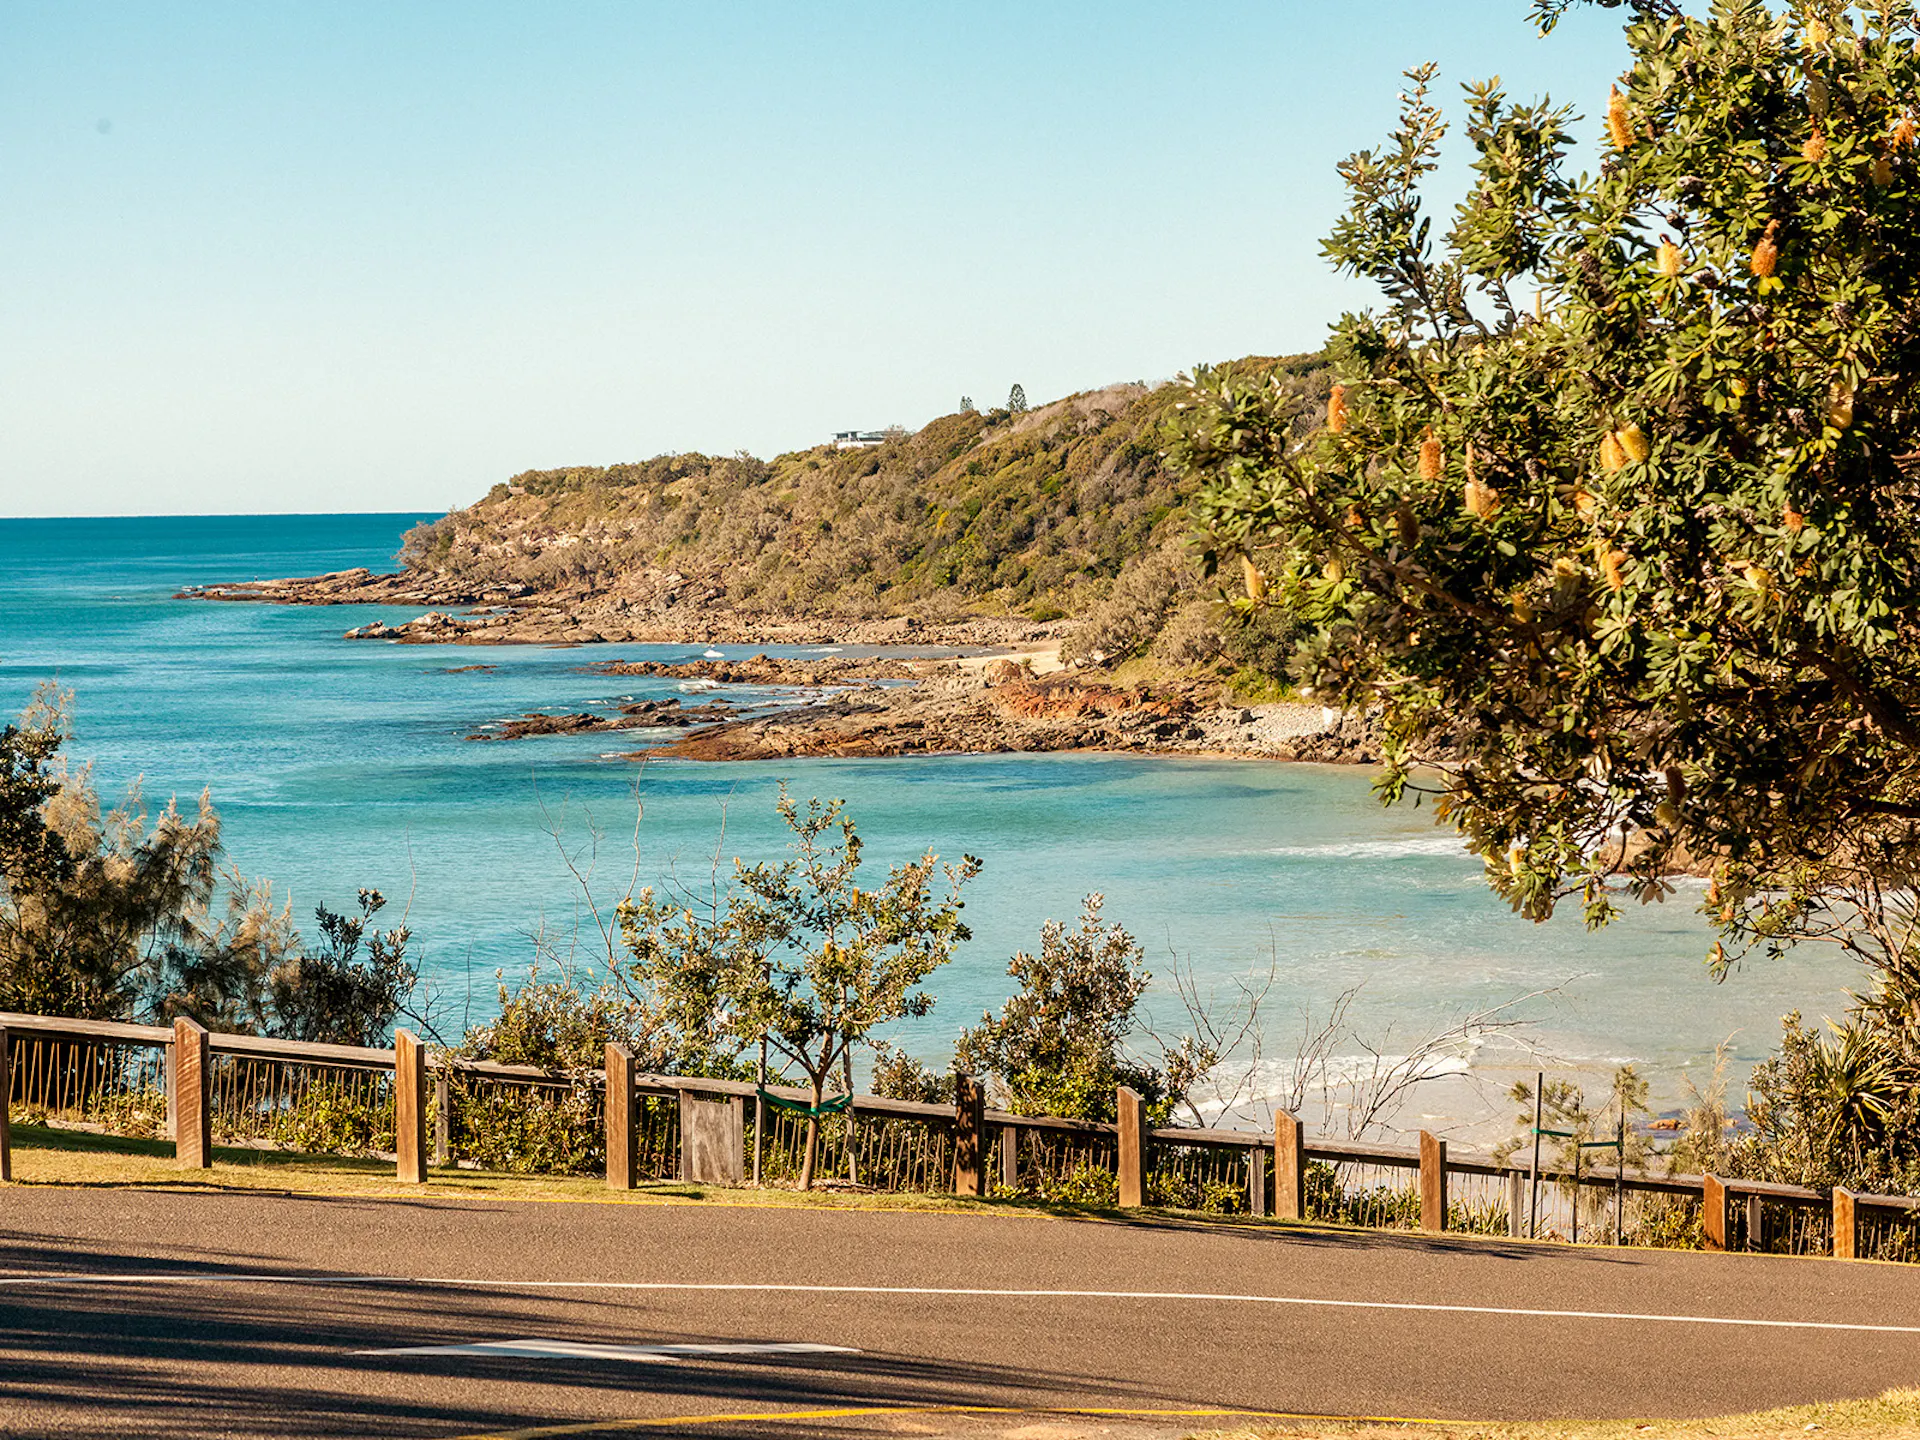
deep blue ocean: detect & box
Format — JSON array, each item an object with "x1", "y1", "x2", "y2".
[{"x1": 0, "y1": 513, "x2": 1854, "y2": 1134}]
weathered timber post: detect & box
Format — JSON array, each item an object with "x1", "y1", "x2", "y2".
[
  {"x1": 0, "y1": 1024, "x2": 11, "y2": 1183},
  {"x1": 1507, "y1": 1169, "x2": 1526, "y2": 1238},
  {"x1": 1247, "y1": 1146, "x2": 1268, "y2": 1217},
  {"x1": 1833, "y1": 1187, "x2": 1858, "y2": 1261},
  {"x1": 1419, "y1": 1130, "x2": 1448, "y2": 1233},
  {"x1": 172, "y1": 1017, "x2": 211, "y2": 1169},
  {"x1": 605, "y1": 1043, "x2": 635, "y2": 1190},
  {"x1": 432, "y1": 1070, "x2": 451, "y2": 1167},
  {"x1": 394, "y1": 1029, "x2": 427, "y2": 1184},
  {"x1": 1702, "y1": 1173, "x2": 1729, "y2": 1251},
  {"x1": 999, "y1": 1123, "x2": 1018, "y2": 1191},
  {"x1": 1273, "y1": 1111, "x2": 1305, "y2": 1221},
  {"x1": 1745, "y1": 1193, "x2": 1766, "y2": 1253},
  {"x1": 1116, "y1": 1085, "x2": 1146, "y2": 1208},
  {"x1": 952, "y1": 1072, "x2": 985, "y2": 1197}
]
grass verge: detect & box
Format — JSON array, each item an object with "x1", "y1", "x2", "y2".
[{"x1": 1186, "y1": 1387, "x2": 1920, "y2": 1439}]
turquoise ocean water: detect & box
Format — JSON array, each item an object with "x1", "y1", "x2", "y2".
[{"x1": 0, "y1": 513, "x2": 1856, "y2": 1134}]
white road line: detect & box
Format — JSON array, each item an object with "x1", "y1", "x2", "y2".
[
  {"x1": 356, "y1": 1339, "x2": 859, "y2": 1363},
  {"x1": 5, "y1": 1271, "x2": 1920, "y2": 1337}
]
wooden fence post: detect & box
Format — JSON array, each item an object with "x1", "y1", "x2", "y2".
[
  {"x1": 1117, "y1": 1085, "x2": 1146, "y2": 1208},
  {"x1": 1833, "y1": 1187, "x2": 1857, "y2": 1261},
  {"x1": 433, "y1": 1071, "x2": 451, "y2": 1166},
  {"x1": 1419, "y1": 1130, "x2": 1448, "y2": 1233},
  {"x1": 0, "y1": 1025, "x2": 11, "y2": 1183},
  {"x1": 605, "y1": 1043, "x2": 635, "y2": 1190},
  {"x1": 1702, "y1": 1173, "x2": 1729, "y2": 1251},
  {"x1": 1507, "y1": 1168, "x2": 1526, "y2": 1238},
  {"x1": 394, "y1": 1029, "x2": 426, "y2": 1184},
  {"x1": 1745, "y1": 1193, "x2": 1766, "y2": 1253},
  {"x1": 953, "y1": 1072, "x2": 985, "y2": 1197},
  {"x1": 1273, "y1": 1111, "x2": 1305, "y2": 1220},
  {"x1": 1247, "y1": 1146, "x2": 1267, "y2": 1217},
  {"x1": 999, "y1": 1123, "x2": 1018, "y2": 1191},
  {"x1": 171, "y1": 1017, "x2": 211, "y2": 1169}
]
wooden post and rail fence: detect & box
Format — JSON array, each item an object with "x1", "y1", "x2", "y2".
[{"x1": 5, "y1": 1009, "x2": 1919, "y2": 1265}]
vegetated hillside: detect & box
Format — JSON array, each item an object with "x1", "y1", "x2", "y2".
[{"x1": 397, "y1": 355, "x2": 1329, "y2": 663}]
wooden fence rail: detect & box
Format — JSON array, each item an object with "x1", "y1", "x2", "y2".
[{"x1": 4, "y1": 1009, "x2": 1918, "y2": 1265}]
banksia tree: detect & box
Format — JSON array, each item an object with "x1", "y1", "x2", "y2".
[{"x1": 1176, "y1": 0, "x2": 1920, "y2": 1028}]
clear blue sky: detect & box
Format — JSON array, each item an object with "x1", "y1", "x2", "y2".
[{"x1": 1, "y1": 2, "x2": 1637, "y2": 517}]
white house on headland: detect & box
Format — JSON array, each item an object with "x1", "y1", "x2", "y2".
[{"x1": 831, "y1": 430, "x2": 886, "y2": 449}]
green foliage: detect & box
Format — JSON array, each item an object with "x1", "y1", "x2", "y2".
[
  {"x1": 394, "y1": 374, "x2": 1319, "y2": 654},
  {"x1": 268, "y1": 1080, "x2": 394, "y2": 1156},
  {"x1": 0, "y1": 690, "x2": 417, "y2": 1044},
  {"x1": 1729, "y1": 1011, "x2": 1920, "y2": 1194},
  {"x1": 449, "y1": 1082, "x2": 602, "y2": 1176},
  {"x1": 1177, "y1": 2, "x2": 1920, "y2": 1014},
  {"x1": 953, "y1": 894, "x2": 1174, "y2": 1124},
  {"x1": 621, "y1": 787, "x2": 978, "y2": 1187}
]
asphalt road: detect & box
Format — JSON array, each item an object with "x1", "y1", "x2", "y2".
[{"x1": 4, "y1": 1187, "x2": 1920, "y2": 1439}]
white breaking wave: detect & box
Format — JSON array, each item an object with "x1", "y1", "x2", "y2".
[
  {"x1": 702, "y1": 648, "x2": 725, "y2": 658},
  {"x1": 1266, "y1": 836, "x2": 1472, "y2": 861},
  {"x1": 677, "y1": 679, "x2": 721, "y2": 693}
]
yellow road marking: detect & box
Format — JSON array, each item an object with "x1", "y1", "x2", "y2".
[{"x1": 452, "y1": 1403, "x2": 1456, "y2": 1439}]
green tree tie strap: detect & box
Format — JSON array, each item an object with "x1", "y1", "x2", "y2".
[{"x1": 756, "y1": 1088, "x2": 853, "y2": 1120}]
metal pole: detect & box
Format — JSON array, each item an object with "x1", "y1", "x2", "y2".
[
  {"x1": 752, "y1": 1037, "x2": 766, "y2": 1185},
  {"x1": 1615, "y1": 1108, "x2": 1627, "y2": 1245},
  {"x1": 1528, "y1": 1072, "x2": 1543, "y2": 1239},
  {"x1": 1571, "y1": 1140, "x2": 1581, "y2": 1245}
]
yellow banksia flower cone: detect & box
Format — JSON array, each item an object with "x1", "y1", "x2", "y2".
[
  {"x1": 1895, "y1": 115, "x2": 1917, "y2": 149},
  {"x1": 1323, "y1": 556, "x2": 1345, "y2": 582},
  {"x1": 1805, "y1": 18, "x2": 1830, "y2": 49},
  {"x1": 1512, "y1": 591, "x2": 1534, "y2": 623},
  {"x1": 1508, "y1": 842, "x2": 1526, "y2": 878},
  {"x1": 1241, "y1": 554, "x2": 1266, "y2": 603},
  {"x1": 1464, "y1": 480, "x2": 1499, "y2": 520},
  {"x1": 1606, "y1": 86, "x2": 1633, "y2": 151},
  {"x1": 1750, "y1": 219, "x2": 1781, "y2": 278},
  {"x1": 1600, "y1": 549, "x2": 1628, "y2": 592},
  {"x1": 1828, "y1": 380, "x2": 1855, "y2": 429},
  {"x1": 1617, "y1": 423, "x2": 1650, "y2": 464},
  {"x1": 1345, "y1": 503, "x2": 1365, "y2": 530},
  {"x1": 1656, "y1": 241, "x2": 1683, "y2": 278},
  {"x1": 1327, "y1": 384, "x2": 1348, "y2": 434},
  {"x1": 1418, "y1": 430, "x2": 1443, "y2": 482},
  {"x1": 1599, "y1": 433, "x2": 1626, "y2": 473},
  {"x1": 1873, "y1": 153, "x2": 1895, "y2": 187},
  {"x1": 1784, "y1": 502, "x2": 1806, "y2": 534},
  {"x1": 1574, "y1": 488, "x2": 1598, "y2": 520},
  {"x1": 1803, "y1": 126, "x2": 1828, "y2": 163}
]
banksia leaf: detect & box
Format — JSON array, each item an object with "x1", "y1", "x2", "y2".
[
  {"x1": 1418, "y1": 429, "x2": 1443, "y2": 482},
  {"x1": 1656, "y1": 241, "x2": 1683, "y2": 278},
  {"x1": 1617, "y1": 423, "x2": 1650, "y2": 464},
  {"x1": 1241, "y1": 554, "x2": 1266, "y2": 603},
  {"x1": 1327, "y1": 384, "x2": 1348, "y2": 434},
  {"x1": 1808, "y1": 75, "x2": 1830, "y2": 120},
  {"x1": 1873, "y1": 153, "x2": 1895, "y2": 187},
  {"x1": 1606, "y1": 86, "x2": 1633, "y2": 151},
  {"x1": 1655, "y1": 798, "x2": 1679, "y2": 828},
  {"x1": 1599, "y1": 433, "x2": 1626, "y2": 473},
  {"x1": 1750, "y1": 219, "x2": 1781, "y2": 278}
]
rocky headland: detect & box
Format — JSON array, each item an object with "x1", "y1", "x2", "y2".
[{"x1": 462, "y1": 653, "x2": 1379, "y2": 764}]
